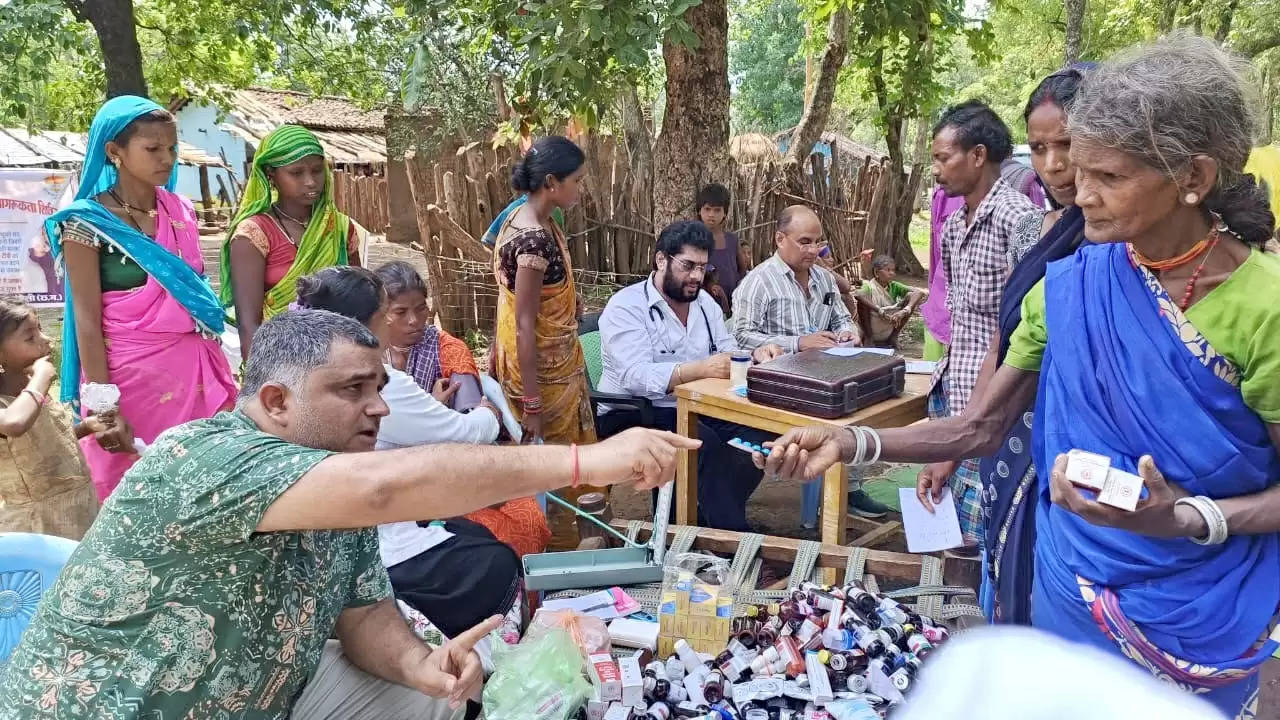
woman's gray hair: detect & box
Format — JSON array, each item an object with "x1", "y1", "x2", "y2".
[
  {"x1": 1068, "y1": 33, "x2": 1274, "y2": 246},
  {"x1": 237, "y1": 310, "x2": 379, "y2": 405},
  {"x1": 374, "y1": 260, "x2": 429, "y2": 300}
]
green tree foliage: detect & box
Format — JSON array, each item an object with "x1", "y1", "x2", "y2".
[
  {"x1": 824, "y1": 0, "x2": 990, "y2": 166},
  {"x1": 0, "y1": 0, "x2": 408, "y2": 130},
  {"x1": 401, "y1": 0, "x2": 702, "y2": 132},
  {"x1": 943, "y1": 0, "x2": 1280, "y2": 142},
  {"x1": 728, "y1": 0, "x2": 806, "y2": 134}
]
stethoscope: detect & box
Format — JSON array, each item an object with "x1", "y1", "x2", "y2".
[{"x1": 643, "y1": 279, "x2": 718, "y2": 355}]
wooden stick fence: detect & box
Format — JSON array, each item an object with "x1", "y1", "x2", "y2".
[{"x1": 398, "y1": 135, "x2": 918, "y2": 341}]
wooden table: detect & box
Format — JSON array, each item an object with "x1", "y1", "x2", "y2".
[{"x1": 673, "y1": 374, "x2": 929, "y2": 551}]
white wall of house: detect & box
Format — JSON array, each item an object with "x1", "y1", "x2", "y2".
[{"x1": 172, "y1": 103, "x2": 249, "y2": 206}]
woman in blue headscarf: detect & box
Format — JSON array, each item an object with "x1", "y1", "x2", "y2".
[
  {"x1": 46, "y1": 96, "x2": 237, "y2": 499},
  {"x1": 759, "y1": 36, "x2": 1280, "y2": 719}
]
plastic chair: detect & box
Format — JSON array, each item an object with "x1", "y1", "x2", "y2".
[
  {"x1": 0, "y1": 532, "x2": 78, "y2": 664},
  {"x1": 578, "y1": 312, "x2": 655, "y2": 436}
]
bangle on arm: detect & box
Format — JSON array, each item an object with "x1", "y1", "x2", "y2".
[
  {"x1": 840, "y1": 425, "x2": 881, "y2": 466},
  {"x1": 22, "y1": 388, "x2": 46, "y2": 408},
  {"x1": 1175, "y1": 496, "x2": 1229, "y2": 545}
]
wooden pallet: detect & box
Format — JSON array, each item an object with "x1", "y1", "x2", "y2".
[{"x1": 612, "y1": 520, "x2": 980, "y2": 595}]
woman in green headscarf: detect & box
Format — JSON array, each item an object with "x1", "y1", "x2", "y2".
[{"x1": 221, "y1": 125, "x2": 365, "y2": 359}]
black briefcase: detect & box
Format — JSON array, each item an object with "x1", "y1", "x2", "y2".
[{"x1": 746, "y1": 349, "x2": 906, "y2": 419}]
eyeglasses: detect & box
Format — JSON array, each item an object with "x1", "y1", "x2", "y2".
[
  {"x1": 668, "y1": 256, "x2": 714, "y2": 275},
  {"x1": 791, "y1": 237, "x2": 829, "y2": 251}
]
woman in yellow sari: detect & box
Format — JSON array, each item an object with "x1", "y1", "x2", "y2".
[{"x1": 492, "y1": 136, "x2": 596, "y2": 547}]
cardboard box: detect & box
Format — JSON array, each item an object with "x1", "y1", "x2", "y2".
[
  {"x1": 586, "y1": 687, "x2": 609, "y2": 720},
  {"x1": 1098, "y1": 468, "x2": 1143, "y2": 511},
  {"x1": 589, "y1": 654, "x2": 621, "y2": 703},
  {"x1": 1065, "y1": 449, "x2": 1111, "y2": 491},
  {"x1": 688, "y1": 582, "x2": 722, "y2": 617},
  {"x1": 603, "y1": 703, "x2": 633, "y2": 720},
  {"x1": 619, "y1": 656, "x2": 644, "y2": 708}
]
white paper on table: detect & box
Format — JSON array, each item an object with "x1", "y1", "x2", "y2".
[
  {"x1": 823, "y1": 347, "x2": 895, "y2": 357},
  {"x1": 899, "y1": 487, "x2": 964, "y2": 553},
  {"x1": 542, "y1": 589, "x2": 621, "y2": 620},
  {"x1": 905, "y1": 360, "x2": 937, "y2": 374}
]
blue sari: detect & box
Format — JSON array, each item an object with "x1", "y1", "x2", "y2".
[
  {"x1": 44, "y1": 96, "x2": 225, "y2": 408},
  {"x1": 980, "y1": 206, "x2": 1086, "y2": 625},
  {"x1": 1032, "y1": 242, "x2": 1279, "y2": 716}
]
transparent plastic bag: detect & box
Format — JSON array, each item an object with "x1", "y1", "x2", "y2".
[
  {"x1": 524, "y1": 608, "x2": 611, "y2": 658},
  {"x1": 483, "y1": 628, "x2": 591, "y2": 720}
]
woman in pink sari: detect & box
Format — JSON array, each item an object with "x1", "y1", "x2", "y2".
[{"x1": 47, "y1": 96, "x2": 237, "y2": 499}]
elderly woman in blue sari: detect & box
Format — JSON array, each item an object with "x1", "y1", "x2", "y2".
[{"x1": 754, "y1": 36, "x2": 1280, "y2": 719}]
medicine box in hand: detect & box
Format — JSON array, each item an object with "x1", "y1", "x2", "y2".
[
  {"x1": 1065, "y1": 449, "x2": 1111, "y2": 491},
  {"x1": 1097, "y1": 468, "x2": 1143, "y2": 511}
]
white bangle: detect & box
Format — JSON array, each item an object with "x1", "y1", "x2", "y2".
[
  {"x1": 844, "y1": 425, "x2": 872, "y2": 466},
  {"x1": 863, "y1": 426, "x2": 882, "y2": 464},
  {"x1": 1175, "y1": 496, "x2": 1229, "y2": 545}
]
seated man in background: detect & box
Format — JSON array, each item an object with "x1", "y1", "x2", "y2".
[
  {"x1": 732, "y1": 205, "x2": 889, "y2": 518},
  {"x1": 598, "y1": 220, "x2": 783, "y2": 531},
  {"x1": 0, "y1": 309, "x2": 697, "y2": 720},
  {"x1": 856, "y1": 254, "x2": 928, "y2": 349}
]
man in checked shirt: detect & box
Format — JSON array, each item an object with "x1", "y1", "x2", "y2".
[
  {"x1": 732, "y1": 204, "x2": 890, "y2": 519},
  {"x1": 924, "y1": 101, "x2": 1043, "y2": 545}
]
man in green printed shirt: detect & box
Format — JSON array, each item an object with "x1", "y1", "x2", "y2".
[
  {"x1": 856, "y1": 254, "x2": 929, "y2": 349},
  {"x1": 1, "y1": 310, "x2": 697, "y2": 720}
]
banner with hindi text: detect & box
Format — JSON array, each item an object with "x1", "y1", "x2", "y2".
[{"x1": 0, "y1": 168, "x2": 77, "y2": 307}]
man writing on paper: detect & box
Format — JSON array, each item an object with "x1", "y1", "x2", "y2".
[
  {"x1": 598, "y1": 220, "x2": 782, "y2": 530},
  {"x1": 731, "y1": 205, "x2": 888, "y2": 518}
]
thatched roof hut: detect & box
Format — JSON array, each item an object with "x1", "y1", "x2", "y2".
[{"x1": 730, "y1": 133, "x2": 782, "y2": 164}]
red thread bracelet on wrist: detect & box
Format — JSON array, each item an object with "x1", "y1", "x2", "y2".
[{"x1": 570, "y1": 443, "x2": 580, "y2": 488}]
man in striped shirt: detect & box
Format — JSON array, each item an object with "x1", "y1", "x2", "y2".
[
  {"x1": 732, "y1": 205, "x2": 889, "y2": 518},
  {"x1": 732, "y1": 205, "x2": 861, "y2": 352},
  {"x1": 925, "y1": 100, "x2": 1043, "y2": 545}
]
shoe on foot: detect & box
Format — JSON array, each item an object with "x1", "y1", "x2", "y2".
[{"x1": 848, "y1": 489, "x2": 890, "y2": 519}]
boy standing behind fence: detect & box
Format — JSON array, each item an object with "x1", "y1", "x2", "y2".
[{"x1": 697, "y1": 184, "x2": 752, "y2": 313}]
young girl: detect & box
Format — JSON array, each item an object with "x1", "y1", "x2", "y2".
[
  {"x1": 0, "y1": 300, "x2": 133, "y2": 539},
  {"x1": 47, "y1": 96, "x2": 237, "y2": 500}
]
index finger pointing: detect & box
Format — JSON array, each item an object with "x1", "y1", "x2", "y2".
[
  {"x1": 648, "y1": 430, "x2": 703, "y2": 450},
  {"x1": 448, "y1": 615, "x2": 504, "y2": 651}
]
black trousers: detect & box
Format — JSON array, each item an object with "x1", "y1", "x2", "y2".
[{"x1": 597, "y1": 407, "x2": 773, "y2": 531}]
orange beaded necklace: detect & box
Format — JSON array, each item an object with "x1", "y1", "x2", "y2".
[{"x1": 1131, "y1": 222, "x2": 1223, "y2": 311}]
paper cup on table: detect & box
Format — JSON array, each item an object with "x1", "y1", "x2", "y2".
[{"x1": 729, "y1": 350, "x2": 751, "y2": 389}]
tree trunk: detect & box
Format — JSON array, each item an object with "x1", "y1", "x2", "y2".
[
  {"x1": 619, "y1": 86, "x2": 655, "y2": 274},
  {"x1": 783, "y1": 7, "x2": 849, "y2": 192},
  {"x1": 1213, "y1": 0, "x2": 1238, "y2": 43},
  {"x1": 70, "y1": 0, "x2": 148, "y2": 98},
  {"x1": 802, "y1": 20, "x2": 816, "y2": 114},
  {"x1": 490, "y1": 73, "x2": 513, "y2": 121},
  {"x1": 1064, "y1": 0, "x2": 1086, "y2": 64},
  {"x1": 1158, "y1": 0, "x2": 1179, "y2": 33},
  {"x1": 653, "y1": 0, "x2": 732, "y2": 229},
  {"x1": 1265, "y1": 67, "x2": 1275, "y2": 145}
]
